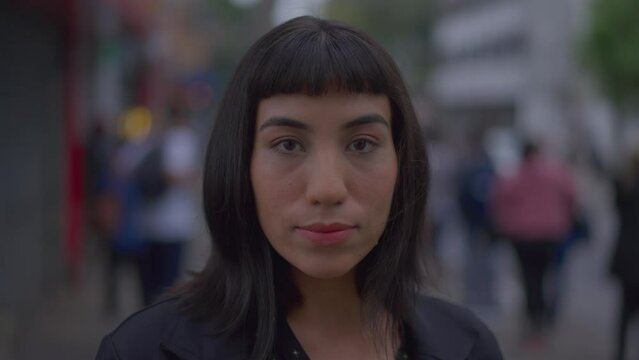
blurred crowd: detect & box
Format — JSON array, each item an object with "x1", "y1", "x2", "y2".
[
  {"x1": 85, "y1": 94, "x2": 200, "y2": 313},
  {"x1": 426, "y1": 125, "x2": 639, "y2": 359}
]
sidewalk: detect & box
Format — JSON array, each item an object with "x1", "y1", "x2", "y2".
[{"x1": 13, "y1": 253, "x2": 139, "y2": 360}]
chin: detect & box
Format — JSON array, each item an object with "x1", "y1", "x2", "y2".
[{"x1": 293, "y1": 261, "x2": 357, "y2": 280}]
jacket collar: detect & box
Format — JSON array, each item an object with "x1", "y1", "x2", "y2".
[
  {"x1": 160, "y1": 313, "x2": 248, "y2": 360},
  {"x1": 159, "y1": 296, "x2": 478, "y2": 360},
  {"x1": 409, "y1": 296, "x2": 479, "y2": 360}
]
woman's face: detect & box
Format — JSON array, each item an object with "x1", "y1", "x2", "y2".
[{"x1": 251, "y1": 91, "x2": 398, "y2": 280}]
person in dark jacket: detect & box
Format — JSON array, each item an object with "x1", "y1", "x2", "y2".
[
  {"x1": 97, "y1": 16, "x2": 503, "y2": 360},
  {"x1": 457, "y1": 127, "x2": 499, "y2": 309},
  {"x1": 610, "y1": 150, "x2": 639, "y2": 360}
]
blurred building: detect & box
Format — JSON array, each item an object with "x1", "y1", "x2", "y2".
[
  {"x1": 1, "y1": 1, "x2": 89, "y2": 357},
  {"x1": 0, "y1": 0, "x2": 164, "y2": 357},
  {"x1": 1, "y1": 1, "x2": 275, "y2": 357},
  {"x1": 430, "y1": 0, "x2": 617, "y2": 166}
]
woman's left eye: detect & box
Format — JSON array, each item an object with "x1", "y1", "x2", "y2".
[
  {"x1": 272, "y1": 138, "x2": 304, "y2": 154},
  {"x1": 346, "y1": 138, "x2": 378, "y2": 153}
]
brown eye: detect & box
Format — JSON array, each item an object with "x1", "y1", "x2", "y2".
[
  {"x1": 273, "y1": 138, "x2": 304, "y2": 154},
  {"x1": 282, "y1": 140, "x2": 296, "y2": 151},
  {"x1": 347, "y1": 138, "x2": 377, "y2": 153}
]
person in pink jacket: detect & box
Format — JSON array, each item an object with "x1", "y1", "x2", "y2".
[{"x1": 493, "y1": 141, "x2": 576, "y2": 339}]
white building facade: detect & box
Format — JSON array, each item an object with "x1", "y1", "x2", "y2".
[{"x1": 430, "y1": 0, "x2": 617, "y2": 165}]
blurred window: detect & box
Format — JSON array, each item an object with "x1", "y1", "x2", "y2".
[
  {"x1": 438, "y1": 33, "x2": 527, "y2": 64},
  {"x1": 438, "y1": 0, "x2": 518, "y2": 15}
]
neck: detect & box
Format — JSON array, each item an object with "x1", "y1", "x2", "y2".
[
  {"x1": 286, "y1": 269, "x2": 398, "y2": 359},
  {"x1": 288, "y1": 269, "x2": 362, "y2": 329}
]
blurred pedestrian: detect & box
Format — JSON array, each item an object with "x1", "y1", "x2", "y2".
[
  {"x1": 86, "y1": 123, "x2": 123, "y2": 315},
  {"x1": 106, "y1": 122, "x2": 150, "y2": 313},
  {"x1": 86, "y1": 123, "x2": 119, "y2": 245},
  {"x1": 493, "y1": 141, "x2": 576, "y2": 342},
  {"x1": 547, "y1": 152, "x2": 591, "y2": 320},
  {"x1": 457, "y1": 127, "x2": 499, "y2": 310},
  {"x1": 426, "y1": 124, "x2": 459, "y2": 251},
  {"x1": 610, "y1": 149, "x2": 639, "y2": 360},
  {"x1": 136, "y1": 101, "x2": 199, "y2": 306},
  {"x1": 97, "y1": 16, "x2": 502, "y2": 360}
]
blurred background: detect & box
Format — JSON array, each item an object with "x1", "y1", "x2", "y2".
[{"x1": 1, "y1": 0, "x2": 638, "y2": 359}]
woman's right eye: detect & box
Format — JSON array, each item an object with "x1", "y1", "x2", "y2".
[{"x1": 272, "y1": 138, "x2": 304, "y2": 154}]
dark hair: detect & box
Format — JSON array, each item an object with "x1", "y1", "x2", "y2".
[
  {"x1": 174, "y1": 16, "x2": 429, "y2": 359},
  {"x1": 522, "y1": 141, "x2": 539, "y2": 160}
]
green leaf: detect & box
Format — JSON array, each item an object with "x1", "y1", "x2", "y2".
[{"x1": 581, "y1": 0, "x2": 639, "y2": 106}]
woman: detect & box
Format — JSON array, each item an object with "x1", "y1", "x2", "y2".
[
  {"x1": 492, "y1": 141, "x2": 575, "y2": 341},
  {"x1": 96, "y1": 16, "x2": 502, "y2": 360}
]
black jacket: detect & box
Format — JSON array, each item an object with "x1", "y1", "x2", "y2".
[
  {"x1": 96, "y1": 296, "x2": 503, "y2": 360},
  {"x1": 610, "y1": 178, "x2": 639, "y2": 285}
]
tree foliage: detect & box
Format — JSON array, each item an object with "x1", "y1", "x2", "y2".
[{"x1": 582, "y1": 0, "x2": 639, "y2": 106}]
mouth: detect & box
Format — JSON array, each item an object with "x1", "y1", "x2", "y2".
[{"x1": 296, "y1": 223, "x2": 356, "y2": 246}]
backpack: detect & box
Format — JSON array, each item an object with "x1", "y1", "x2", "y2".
[{"x1": 134, "y1": 143, "x2": 168, "y2": 202}]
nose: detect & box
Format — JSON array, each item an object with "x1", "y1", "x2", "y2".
[{"x1": 305, "y1": 150, "x2": 348, "y2": 207}]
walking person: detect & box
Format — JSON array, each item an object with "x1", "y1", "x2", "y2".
[
  {"x1": 136, "y1": 101, "x2": 199, "y2": 306},
  {"x1": 426, "y1": 125, "x2": 459, "y2": 251},
  {"x1": 457, "y1": 128, "x2": 499, "y2": 311},
  {"x1": 86, "y1": 123, "x2": 124, "y2": 315},
  {"x1": 493, "y1": 141, "x2": 576, "y2": 345},
  {"x1": 107, "y1": 123, "x2": 153, "y2": 311},
  {"x1": 610, "y1": 150, "x2": 639, "y2": 360}
]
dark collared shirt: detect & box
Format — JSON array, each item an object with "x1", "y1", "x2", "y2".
[{"x1": 273, "y1": 317, "x2": 410, "y2": 360}]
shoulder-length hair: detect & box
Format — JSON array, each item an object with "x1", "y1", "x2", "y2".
[{"x1": 175, "y1": 15, "x2": 430, "y2": 360}]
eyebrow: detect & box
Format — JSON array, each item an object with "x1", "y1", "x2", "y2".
[
  {"x1": 258, "y1": 117, "x2": 309, "y2": 132},
  {"x1": 258, "y1": 113, "x2": 389, "y2": 132},
  {"x1": 343, "y1": 114, "x2": 389, "y2": 129}
]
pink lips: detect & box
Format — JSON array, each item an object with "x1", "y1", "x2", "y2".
[{"x1": 296, "y1": 223, "x2": 356, "y2": 245}]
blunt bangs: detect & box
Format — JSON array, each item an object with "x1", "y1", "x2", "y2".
[{"x1": 249, "y1": 18, "x2": 395, "y2": 99}]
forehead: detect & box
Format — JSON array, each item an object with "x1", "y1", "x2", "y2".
[{"x1": 256, "y1": 92, "x2": 391, "y2": 126}]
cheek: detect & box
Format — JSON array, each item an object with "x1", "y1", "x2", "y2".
[
  {"x1": 363, "y1": 154, "x2": 397, "y2": 195},
  {"x1": 252, "y1": 162, "x2": 299, "y2": 202},
  {"x1": 351, "y1": 158, "x2": 398, "y2": 219},
  {"x1": 250, "y1": 155, "x2": 302, "y2": 231},
  {"x1": 367, "y1": 176, "x2": 396, "y2": 216}
]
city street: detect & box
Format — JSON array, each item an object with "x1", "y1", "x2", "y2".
[
  {"x1": 11, "y1": 172, "x2": 637, "y2": 360},
  {"x1": 3, "y1": 1, "x2": 638, "y2": 360}
]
